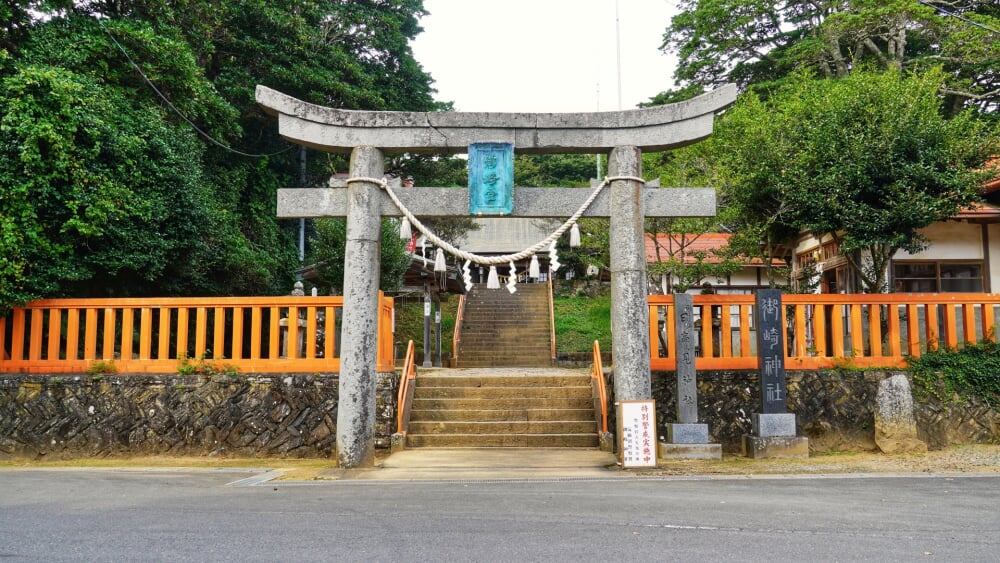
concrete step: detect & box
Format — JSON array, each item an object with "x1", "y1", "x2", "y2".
[
  {"x1": 408, "y1": 420, "x2": 598, "y2": 435},
  {"x1": 413, "y1": 385, "x2": 592, "y2": 399},
  {"x1": 453, "y1": 360, "x2": 553, "y2": 368},
  {"x1": 416, "y1": 375, "x2": 590, "y2": 388},
  {"x1": 458, "y1": 352, "x2": 552, "y2": 367},
  {"x1": 411, "y1": 397, "x2": 593, "y2": 410},
  {"x1": 456, "y1": 350, "x2": 551, "y2": 360},
  {"x1": 405, "y1": 433, "x2": 600, "y2": 448},
  {"x1": 410, "y1": 408, "x2": 595, "y2": 422},
  {"x1": 458, "y1": 335, "x2": 550, "y2": 342}
]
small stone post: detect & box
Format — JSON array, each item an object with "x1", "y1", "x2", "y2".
[
  {"x1": 336, "y1": 146, "x2": 384, "y2": 468},
  {"x1": 875, "y1": 373, "x2": 927, "y2": 454},
  {"x1": 608, "y1": 146, "x2": 651, "y2": 402},
  {"x1": 422, "y1": 284, "x2": 432, "y2": 368},
  {"x1": 434, "y1": 300, "x2": 442, "y2": 367},
  {"x1": 742, "y1": 289, "x2": 808, "y2": 459},
  {"x1": 659, "y1": 292, "x2": 721, "y2": 459}
]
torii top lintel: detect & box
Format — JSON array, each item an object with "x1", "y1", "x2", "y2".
[{"x1": 255, "y1": 84, "x2": 737, "y2": 155}]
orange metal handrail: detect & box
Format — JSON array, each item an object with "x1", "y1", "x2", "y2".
[
  {"x1": 396, "y1": 340, "x2": 417, "y2": 435},
  {"x1": 591, "y1": 340, "x2": 609, "y2": 434},
  {"x1": 452, "y1": 294, "x2": 466, "y2": 364},
  {"x1": 648, "y1": 292, "x2": 1000, "y2": 371},
  {"x1": 548, "y1": 272, "x2": 557, "y2": 362},
  {"x1": 0, "y1": 293, "x2": 395, "y2": 374}
]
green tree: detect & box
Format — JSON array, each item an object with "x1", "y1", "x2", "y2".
[
  {"x1": 715, "y1": 68, "x2": 997, "y2": 293},
  {"x1": 663, "y1": 1, "x2": 1000, "y2": 112},
  {"x1": 0, "y1": 1, "x2": 439, "y2": 309},
  {"x1": 309, "y1": 218, "x2": 411, "y2": 293}
]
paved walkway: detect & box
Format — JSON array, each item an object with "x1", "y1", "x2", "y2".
[{"x1": 317, "y1": 448, "x2": 624, "y2": 481}]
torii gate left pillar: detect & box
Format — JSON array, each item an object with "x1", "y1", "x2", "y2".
[
  {"x1": 257, "y1": 84, "x2": 736, "y2": 467},
  {"x1": 337, "y1": 146, "x2": 384, "y2": 467}
]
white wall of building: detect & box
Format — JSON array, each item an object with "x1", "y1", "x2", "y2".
[{"x1": 894, "y1": 222, "x2": 984, "y2": 261}]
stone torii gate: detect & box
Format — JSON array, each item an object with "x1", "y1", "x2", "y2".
[{"x1": 257, "y1": 84, "x2": 736, "y2": 468}]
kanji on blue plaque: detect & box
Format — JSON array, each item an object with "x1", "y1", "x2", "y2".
[{"x1": 469, "y1": 142, "x2": 514, "y2": 215}]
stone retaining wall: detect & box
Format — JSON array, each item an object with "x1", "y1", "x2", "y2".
[
  {"x1": 2, "y1": 370, "x2": 995, "y2": 459},
  {"x1": 651, "y1": 370, "x2": 999, "y2": 453},
  {"x1": 0, "y1": 373, "x2": 398, "y2": 460}
]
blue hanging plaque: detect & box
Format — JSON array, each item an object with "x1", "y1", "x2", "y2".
[{"x1": 468, "y1": 142, "x2": 513, "y2": 215}]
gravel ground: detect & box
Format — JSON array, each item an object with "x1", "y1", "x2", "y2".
[{"x1": 642, "y1": 444, "x2": 1000, "y2": 477}]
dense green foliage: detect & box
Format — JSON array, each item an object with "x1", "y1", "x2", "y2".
[
  {"x1": 910, "y1": 342, "x2": 1000, "y2": 408},
  {"x1": 0, "y1": 1, "x2": 438, "y2": 309},
  {"x1": 646, "y1": 2, "x2": 1000, "y2": 295},
  {"x1": 663, "y1": 0, "x2": 1000, "y2": 113},
  {"x1": 308, "y1": 218, "x2": 411, "y2": 294},
  {"x1": 713, "y1": 68, "x2": 995, "y2": 292}
]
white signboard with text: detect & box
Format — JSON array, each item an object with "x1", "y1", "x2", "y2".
[{"x1": 619, "y1": 400, "x2": 657, "y2": 468}]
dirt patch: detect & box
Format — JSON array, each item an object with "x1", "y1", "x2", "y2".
[
  {"x1": 637, "y1": 444, "x2": 1000, "y2": 477},
  {"x1": 2, "y1": 446, "x2": 997, "y2": 480}
]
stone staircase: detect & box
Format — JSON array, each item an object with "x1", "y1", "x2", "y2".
[
  {"x1": 405, "y1": 368, "x2": 600, "y2": 448},
  {"x1": 456, "y1": 283, "x2": 552, "y2": 367}
]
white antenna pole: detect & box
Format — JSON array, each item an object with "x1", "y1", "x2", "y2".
[
  {"x1": 615, "y1": 0, "x2": 623, "y2": 110},
  {"x1": 596, "y1": 83, "x2": 602, "y2": 179}
]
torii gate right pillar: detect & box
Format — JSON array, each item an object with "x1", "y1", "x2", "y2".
[{"x1": 608, "y1": 146, "x2": 651, "y2": 401}]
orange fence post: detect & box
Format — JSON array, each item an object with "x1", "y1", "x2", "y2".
[
  {"x1": 214, "y1": 307, "x2": 226, "y2": 359},
  {"x1": 813, "y1": 304, "x2": 827, "y2": 357},
  {"x1": 29, "y1": 309, "x2": 44, "y2": 361},
  {"x1": 176, "y1": 307, "x2": 190, "y2": 360},
  {"x1": 66, "y1": 309, "x2": 80, "y2": 361},
  {"x1": 140, "y1": 307, "x2": 152, "y2": 360},
  {"x1": 868, "y1": 304, "x2": 882, "y2": 359},
  {"x1": 158, "y1": 307, "x2": 171, "y2": 360},
  {"x1": 47, "y1": 309, "x2": 61, "y2": 361},
  {"x1": 926, "y1": 303, "x2": 939, "y2": 351},
  {"x1": 887, "y1": 304, "x2": 902, "y2": 357},
  {"x1": 906, "y1": 303, "x2": 920, "y2": 357},
  {"x1": 121, "y1": 307, "x2": 134, "y2": 363},
  {"x1": 962, "y1": 303, "x2": 977, "y2": 345},
  {"x1": 943, "y1": 304, "x2": 958, "y2": 349},
  {"x1": 793, "y1": 304, "x2": 807, "y2": 357},
  {"x1": 0, "y1": 316, "x2": 7, "y2": 363},
  {"x1": 720, "y1": 303, "x2": 733, "y2": 358},
  {"x1": 268, "y1": 307, "x2": 280, "y2": 359},
  {"x1": 194, "y1": 307, "x2": 208, "y2": 359},
  {"x1": 250, "y1": 306, "x2": 262, "y2": 360},
  {"x1": 232, "y1": 307, "x2": 244, "y2": 361},
  {"x1": 983, "y1": 302, "x2": 995, "y2": 342},
  {"x1": 84, "y1": 308, "x2": 98, "y2": 361},
  {"x1": 324, "y1": 305, "x2": 336, "y2": 362}
]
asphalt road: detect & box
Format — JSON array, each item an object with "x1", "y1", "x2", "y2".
[{"x1": 1, "y1": 469, "x2": 997, "y2": 562}]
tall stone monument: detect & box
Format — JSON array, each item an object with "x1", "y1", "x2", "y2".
[
  {"x1": 659, "y1": 293, "x2": 722, "y2": 459},
  {"x1": 742, "y1": 289, "x2": 809, "y2": 458},
  {"x1": 257, "y1": 84, "x2": 737, "y2": 468}
]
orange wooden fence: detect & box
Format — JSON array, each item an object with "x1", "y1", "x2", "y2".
[
  {"x1": 649, "y1": 293, "x2": 1000, "y2": 371},
  {"x1": 0, "y1": 293, "x2": 395, "y2": 374}
]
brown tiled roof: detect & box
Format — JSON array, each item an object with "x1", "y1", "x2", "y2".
[
  {"x1": 644, "y1": 233, "x2": 784, "y2": 266},
  {"x1": 953, "y1": 202, "x2": 1000, "y2": 220}
]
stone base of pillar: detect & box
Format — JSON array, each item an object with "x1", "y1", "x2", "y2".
[
  {"x1": 659, "y1": 423, "x2": 721, "y2": 459},
  {"x1": 744, "y1": 413, "x2": 808, "y2": 458},
  {"x1": 666, "y1": 422, "x2": 710, "y2": 444},
  {"x1": 658, "y1": 441, "x2": 722, "y2": 460},
  {"x1": 742, "y1": 435, "x2": 809, "y2": 459},
  {"x1": 599, "y1": 432, "x2": 615, "y2": 453},
  {"x1": 390, "y1": 433, "x2": 406, "y2": 453}
]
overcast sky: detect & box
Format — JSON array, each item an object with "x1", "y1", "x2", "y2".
[{"x1": 410, "y1": 0, "x2": 679, "y2": 113}]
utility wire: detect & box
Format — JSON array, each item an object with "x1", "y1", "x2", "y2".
[
  {"x1": 918, "y1": 1, "x2": 1000, "y2": 35},
  {"x1": 99, "y1": 19, "x2": 294, "y2": 158}
]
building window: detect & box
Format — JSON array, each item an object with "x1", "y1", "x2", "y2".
[{"x1": 893, "y1": 261, "x2": 984, "y2": 293}]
